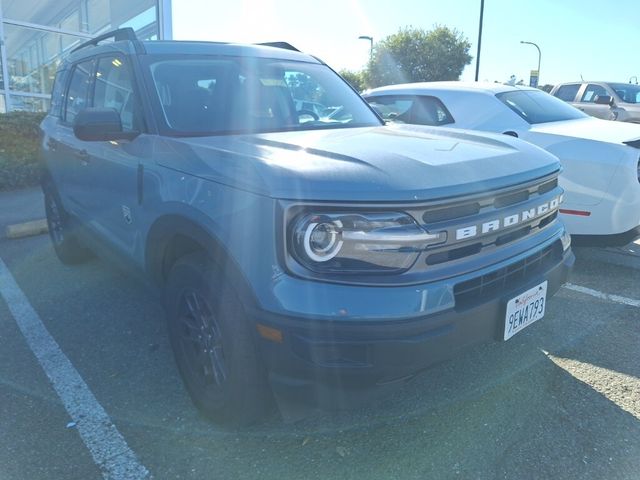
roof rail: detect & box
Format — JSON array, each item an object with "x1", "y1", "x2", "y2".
[
  {"x1": 71, "y1": 27, "x2": 145, "y2": 55},
  {"x1": 256, "y1": 42, "x2": 300, "y2": 52}
]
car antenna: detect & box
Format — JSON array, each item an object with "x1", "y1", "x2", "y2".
[{"x1": 580, "y1": 74, "x2": 584, "y2": 81}]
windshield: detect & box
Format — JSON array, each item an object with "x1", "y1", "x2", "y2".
[
  {"x1": 497, "y1": 89, "x2": 588, "y2": 124},
  {"x1": 609, "y1": 83, "x2": 640, "y2": 103},
  {"x1": 144, "y1": 55, "x2": 382, "y2": 135}
]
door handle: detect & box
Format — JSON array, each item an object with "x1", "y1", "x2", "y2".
[
  {"x1": 75, "y1": 149, "x2": 90, "y2": 165},
  {"x1": 46, "y1": 138, "x2": 58, "y2": 151}
]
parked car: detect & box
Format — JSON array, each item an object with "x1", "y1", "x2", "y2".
[
  {"x1": 41, "y1": 31, "x2": 573, "y2": 425},
  {"x1": 364, "y1": 82, "x2": 640, "y2": 245},
  {"x1": 550, "y1": 81, "x2": 640, "y2": 123}
]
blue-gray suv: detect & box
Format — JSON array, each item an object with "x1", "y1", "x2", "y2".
[{"x1": 41, "y1": 29, "x2": 574, "y2": 425}]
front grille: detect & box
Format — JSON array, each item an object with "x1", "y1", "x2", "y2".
[
  {"x1": 453, "y1": 240, "x2": 562, "y2": 308},
  {"x1": 423, "y1": 202, "x2": 480, "y2": 223},
  {"x1": 412, "y1": 174, "x2": 562, "y2": 267},
  {"x1": 420, "y1": 177, "x2": 558, "y2": 227}
]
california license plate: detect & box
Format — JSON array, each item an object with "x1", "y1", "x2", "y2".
[{"x1": 504, "y1": 281, "x2": 548, "y2": 341}]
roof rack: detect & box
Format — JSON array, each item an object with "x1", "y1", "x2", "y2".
[
  {"x1": 71, "y1": 27, "x2": 145, "y2": 54},
  {"x1": 256, "y1": 42, "x2": 300, "y2": 52}
]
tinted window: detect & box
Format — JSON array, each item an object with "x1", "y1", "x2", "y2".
[
  {"x1": 609, "y1": 83, "x2": 640, "y2": 104},
  {"x1": 497, "y1": 90, "x2": 587, "y2": 124},
  {"x1": 553, "y1": 84, "x2": 580, "y2": 102},
  {"x1": 580, "y1": 84, "x2": 608, "y2": 103},
  {"x1": 64, "y1": 60, "x2": 93, "y2": 123},
  {"x1": 94, "y1": 56, "x2": 139, "y2": 131},
  {"x1": 49, "y1": 69, "x2": 66, "y2": 118},
  {"x1": 366, "y1": 95, "x2": 454, "y2": 126},
  {"x1": 144, "y1": 56, "x2": 381, "y2": 134}
]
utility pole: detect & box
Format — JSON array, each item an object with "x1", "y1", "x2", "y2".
[{"x1": 475, "y1": 0, "x2": 485, "y2": 81}]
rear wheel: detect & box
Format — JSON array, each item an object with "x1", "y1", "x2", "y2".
[
  {"x1": 42, "y1": 178, "x2": 93, "y2": 265},
  {"x1": 165, "y1": 253, "x2": 271, "y2": 426}
]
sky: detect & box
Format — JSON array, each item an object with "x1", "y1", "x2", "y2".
[{"x1": 171, "y1": 0, "x2": 640, "y2": 86}]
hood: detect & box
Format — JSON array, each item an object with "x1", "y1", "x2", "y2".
[
  {"x1": 530, "y1": 117, "x2": 640, "y2": 145},
  {"x1": 154, "y1": 125, "x2": 560, "y2": 202}
]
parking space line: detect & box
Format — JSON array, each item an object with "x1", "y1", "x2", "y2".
[
  {"x1": 563, "y1": 283, "x2": 640, "y2": 308},
  {"x1": 0, "y1": 258, "x2": 149, "y2": 480}
]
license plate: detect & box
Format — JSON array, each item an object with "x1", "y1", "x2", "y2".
[{"x1": 504, "y1": 281, "x2": 548, "y2": 341}]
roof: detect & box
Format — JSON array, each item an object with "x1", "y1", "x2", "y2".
[
  {"x1": 364, "y1": 81, "x2": 537, "y2": 96},
  {"x1": 142, "y1": 40, "x2": 320, "y2": 63},
  {"x1": 66, "y1": 38, "x2": 321, "y2": 65}
]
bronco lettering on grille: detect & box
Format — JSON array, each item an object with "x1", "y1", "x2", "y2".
[{"x1": 455, "y1": 195, "x2": 562, "y2": 241}]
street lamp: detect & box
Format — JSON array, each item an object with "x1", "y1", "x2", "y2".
[
  {"x1": 358, "y1": 35, "x2": 373, "y2": 63},
  {"x1": 520, "y1": 40, "x2": 541, "y2": 86}
]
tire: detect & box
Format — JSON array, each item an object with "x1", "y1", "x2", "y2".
[
  {"x1": 42, "y1": 178, "x2": 93, "y2": 265},
  {"x1": 165, "y1": 253, "x2": 271, "y2": 426}
]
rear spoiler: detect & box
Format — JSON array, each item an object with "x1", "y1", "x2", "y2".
[
  {"x1": 256, "y1": 42, "x2": 299, "y2": 52},
  {"x1": 623, "y1": 139, "x2": 640, "y2": 149}
]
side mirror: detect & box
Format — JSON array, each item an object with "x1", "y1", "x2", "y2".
[
  {"x1": 73, "y1": 108, "x2": 139, "y2": 141},
  {"x1": 594, "y1": 95, "x2": 614, "y2": 106}
]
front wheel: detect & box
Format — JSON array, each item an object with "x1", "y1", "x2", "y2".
[{"x1": 165, "y1": 253, "x2": 271, "y2": 426}]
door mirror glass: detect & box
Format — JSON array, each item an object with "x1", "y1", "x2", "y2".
[
  {"x1": 73, "y1": 108, "x2": 138, "y2": 141},
  {"x1": 594, "y1": 95, "x2": 613, "y2": 106}
]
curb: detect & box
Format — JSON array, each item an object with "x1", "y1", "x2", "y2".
[{"x1": 5, "y1": 219, "x2": 48, "y2": 239}]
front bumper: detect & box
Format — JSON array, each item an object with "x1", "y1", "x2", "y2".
[{"x1": 251, "y1": 239, "x2": 574, "y2": 410}]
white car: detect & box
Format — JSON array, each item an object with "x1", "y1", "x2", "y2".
[{"x1": 364, "y1": 82, "x2": 640, "y2": 245}]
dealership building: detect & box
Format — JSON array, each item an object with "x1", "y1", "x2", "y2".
[{"x1": 0, "y1": 0, "x2": 172, "y2": 112}]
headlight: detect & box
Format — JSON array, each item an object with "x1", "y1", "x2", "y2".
[{"x1": 290, "y1": 212, "x2": 446, "y2": 274}]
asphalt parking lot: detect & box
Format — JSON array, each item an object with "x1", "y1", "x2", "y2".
[{"x1": 0, "y1": 188, "x2": 639, "y2": 480}]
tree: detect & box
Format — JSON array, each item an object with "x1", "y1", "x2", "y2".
[
  {"x1": 338, "y1": 69, "x2": 366, "y2": 92},
  {"x1": 365, "y1": 26, "x2": 472, "y2": 88}
]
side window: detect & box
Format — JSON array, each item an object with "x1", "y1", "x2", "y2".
[
  {"x1": 49, "y1": 69, "x2": 67, "y2": 118},
  {"x1": 366, "y1": 95, "x2": 454, "y2": 126},
  {"x1": 553, "y1": 84, "x2": 580, "y2": 102},
  {"x1": 414, "y1": 96, "x2": 454, "y2": 126},
  {"x1": 64, "y1": 60, "x2": 93, "y2": 123},
  {"x1": 580, "y1": 84, "x2": 608, "y2": 103},
  {"x1": 366, "y1": 96, "x2": 414, "y2": 122},
  {"x1": 93, "y1": 56, "x2": 138, "y2": 131}
]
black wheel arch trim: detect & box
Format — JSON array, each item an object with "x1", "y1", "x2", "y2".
[{"x1": 145, "y1": 213, "x2": 259, "y2": 310}]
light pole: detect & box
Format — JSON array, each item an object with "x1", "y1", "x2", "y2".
[
  {"x1": 520, "y1": 40, "x2": 541, "y2": 86},
  {"x1": 475, "y1": 0, "x2": 485, "y2": 81},
  {"x1": 358, "y1": 35, "x2": 373, "y2": 63}
]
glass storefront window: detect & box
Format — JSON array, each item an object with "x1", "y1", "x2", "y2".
[
  {"x1": 1, "y1": 0, "x2": 162, "y2": 111},
  {"x1": 1, "y1": 0, "x2": 156, "y2": 35},
  {"x1": 9, "y1": 94, "x2": 49, "y2": 112},
  {"x1": 4, "y1": 24, "x2": 80, "y2": 95}
]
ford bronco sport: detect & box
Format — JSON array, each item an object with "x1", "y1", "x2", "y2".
[{"x1": 41, "y1": 29, "x2": 574, "y2": 425}]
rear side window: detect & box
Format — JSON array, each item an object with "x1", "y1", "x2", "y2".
[
  {"x1": 580, "y1": 84, "x2": 608, "y2": 103},
  {"x1": 49, "y1": 70, "x2": 67, "y2": 118},
  {"x1": 64, "y1": 60, "x2": 93, "y2": 124},
  {"x1": 366, "y1": 95, "x2": 454, "y2": 126},
  {"x1": 497, "y1": 90, "x2": 587, "y2": 124},
  {"x1": 93, "y1": 56, "x2": 139, "y2": 131},
  {"x1": 553, "y1": 84, "x2": 580, "y2": 102}
]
